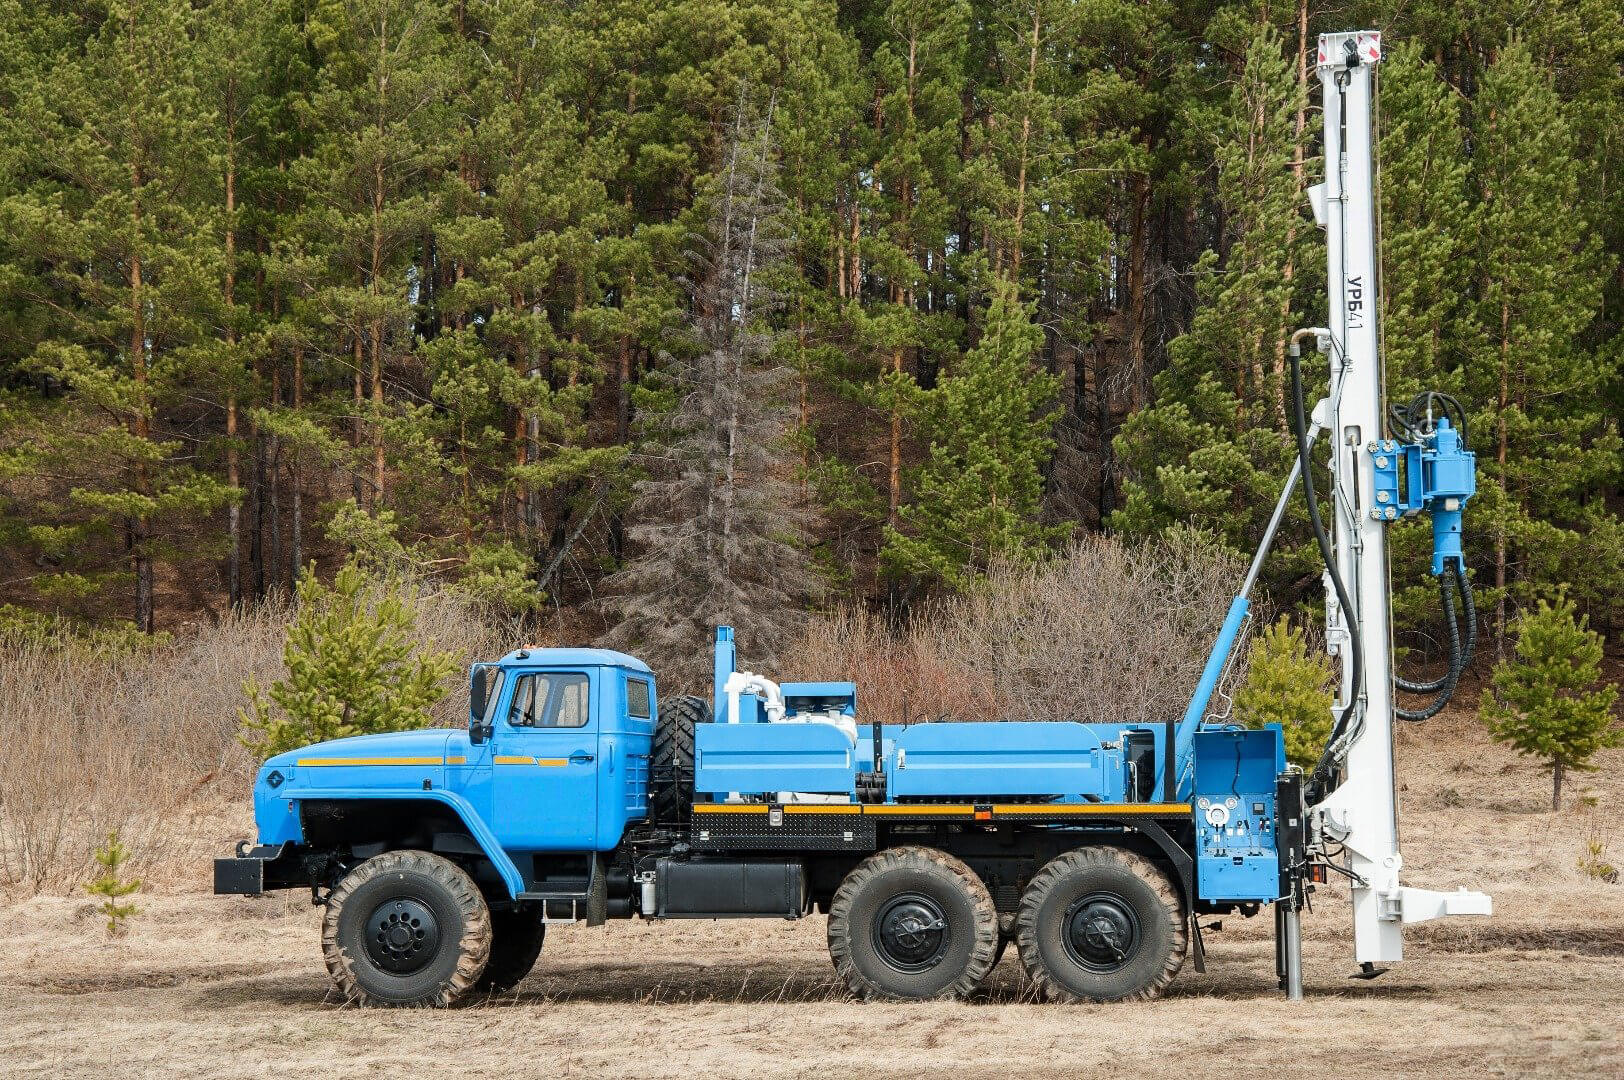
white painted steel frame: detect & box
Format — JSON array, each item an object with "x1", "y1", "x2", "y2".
[{"x1": 1309, "y1": 31, "x2": 1490, "y2": 967}]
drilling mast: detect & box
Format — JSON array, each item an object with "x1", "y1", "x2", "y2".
[{"x1": 1301, "y1": 30, "x2": 1490, "y2": 977}]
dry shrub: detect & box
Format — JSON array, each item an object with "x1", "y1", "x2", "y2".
[
  {"x1": 0, "y1": 580, "x2": 508, "y2": 894},
  {"x1": 790, "y1": 532, "x2": 1250, "y2": 726}
]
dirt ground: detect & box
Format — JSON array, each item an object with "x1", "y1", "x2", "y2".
[{"x1": 3, "y1": 712, "x2": 1620, "y2": 1079}]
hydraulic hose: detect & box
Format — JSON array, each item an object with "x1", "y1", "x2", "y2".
[
  {"x1": 1395, "y1": 563, "x2": 1461, "y2": 695},
  {"x1": 1288, "y1": 342, "x2": 1362, "y2": 800},
  {"x1": 1394, "y1": 559, "x2": 1476, "y2": 721}
]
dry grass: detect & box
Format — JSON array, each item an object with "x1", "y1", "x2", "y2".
[
  {"x1": 789, "y1": 533, "x2": 1250, "y2": 725},
  {"x1": 0, "y1": 581, "x2": 510, "y2": 893}
]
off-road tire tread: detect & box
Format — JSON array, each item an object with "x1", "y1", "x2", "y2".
[
  {"x1": 476, "y1": 907, "x2": 545, "y2": 993},
  {"x1": 652, "y1": 694, "x2": 706, "y2": 819},
  {"x1": 322, "y1": 849, "x2": 491, "y2": 1008},
  {"x1": 1014, "y1": 846, "x2": 1186, "y2": 1003},
  {"x1": 827, "y1": 845, "x2": 999, "y2": 1001}
]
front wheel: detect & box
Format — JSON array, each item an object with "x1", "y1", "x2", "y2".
[
  {"x1": 322, "y1": 850, "x2": 491, "y2": 1007},
  {"x1": 827, "y1": 846, "x2": 999, "y2": 1001},
  {"x1": 1014, "y1": 847, "x2": 1186, "y2": 1002}
]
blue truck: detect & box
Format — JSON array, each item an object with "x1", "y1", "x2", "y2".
[{"x1": 217, "y1": 625, "x2": 1299, "y2": 1006}]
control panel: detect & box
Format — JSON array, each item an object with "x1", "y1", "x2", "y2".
[{"x1": 1191, "y1": 728, "x2": 1287, "y2": 902}]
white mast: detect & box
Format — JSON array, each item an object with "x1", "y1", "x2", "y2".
[{"x1": 1307, "y1": 31, "x2": 1490, "y2": 970}]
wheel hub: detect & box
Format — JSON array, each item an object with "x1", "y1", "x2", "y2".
[
  {"x1": 1064, "y1": 893, "x2": 1140, "y2": 973},
  {"x1": 874, "y1": 893, "x2": 949, "y2": 973},
  {"x1": 364, "y1": 897, "x2": 440, "y2": 975}
]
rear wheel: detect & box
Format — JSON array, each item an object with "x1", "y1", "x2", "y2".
[
  {"x1": 322, "y1": 850, "x2": 491, "y2": 1007},
  {"x1": 1015, "y1": 847, "x2": 1186, "y2": 1002},
  {"x1": 476, "y1": 905, "x2": 545, "y2": 993},
  {"x1": 827, "y1": 846, "x2": 999, "y2": 1001},
  {"x1": 652, "y1": 694, "x2": 707, "y2": 820}
]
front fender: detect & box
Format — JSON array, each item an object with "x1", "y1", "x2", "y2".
[{"x1": 291, "y1": 787, "x2": 526, "y2": 899}]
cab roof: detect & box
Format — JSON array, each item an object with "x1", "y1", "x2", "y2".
[{"x1": 495, "y1": 647, "x2": 654, "y2": 674}]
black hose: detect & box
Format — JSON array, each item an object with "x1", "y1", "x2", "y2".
[
  {"x1": 1394, "y1": 559, "x2": 1475, "y2": 721},
  {"x1": 1395, "y1": 566, "x2": 1460, "y2": 695},
  {"x1": 1289, "y1": 347, "x2": 1362, "y2": 801}
]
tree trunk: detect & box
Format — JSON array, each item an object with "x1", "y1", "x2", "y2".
[
  {"x1": 1552, "y1": 758, "x2": 1563, "y2": 812},
  {"x1": 353, "y1": 334, "x2": 365, "y2": 504},
  {"x1": 225, "y1": 119, "x2": 240, "y2": 608},
  {"x1": 130, "y1": 232, "x2": 153, "y2": 633},
  {"x1": 1496, "y1": 299, "x2": 1510, "y2": 660},
  {"x1": 291, "y1": 341, "x2": 303, "y2": 586},
  {"x1": 1009, "y1": 8, "x2": 1041, "y2": 278}
]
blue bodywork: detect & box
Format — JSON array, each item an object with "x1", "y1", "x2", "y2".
[
  {"x1": 1368, "y1": 417, "x2": 1476, "y2": 573},
  {"x1": 248, "y1": 648, "x2": 656, "y2": 898},
  {"x1": 248, "y1": 634, "x2": 1289, "y2": 906},
  {"x1": 1191, "y1": 728, "x2": 1288, "y2": 900}
]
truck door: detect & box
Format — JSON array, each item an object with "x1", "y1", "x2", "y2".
[{"x1": 490, "y1": 670, "x2": 597, "y2": 851}]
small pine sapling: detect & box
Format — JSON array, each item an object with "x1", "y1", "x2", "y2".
[
  {"x1": 1233, "y1": 617, "x2": 1334, "y2": 768},
  {"x1": 86, "y1": 831, "x2": 141, "y2": 935},
  {"x1": 1480, "y1": 596, "x2": 1621, "y2": 811},
  {"x1": 240, "y1": 564, "x2": 459, "y2": 759}
]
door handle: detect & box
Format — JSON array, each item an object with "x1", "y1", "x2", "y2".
[{"x1": 569, "y1": 751, "x2": 595, "y2": 765}]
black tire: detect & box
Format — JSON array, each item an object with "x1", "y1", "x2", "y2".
[
  {"x1": 476, "y1": 905, "x2": 545, "y2": 993},
  {"x1": 321, "y1": 850, "x2": 491, "y2": 1007},
  {"x1": 827, "y1": 846, "x2": 999, "y2": 1001},
  {"x1": 1014, "y1": 847, "x2": 1186, "y2": 1003},
  {"x1": 652, "y1": 694, "x2": 707, "y2": 820}
]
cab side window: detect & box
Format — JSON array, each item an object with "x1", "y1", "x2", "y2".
[
  {"x1": 627, "y1": 678, "x2": 652, "y2": 720},
  {"x1": 508, "y1": 673, "x2": 591, "y2": 729}
]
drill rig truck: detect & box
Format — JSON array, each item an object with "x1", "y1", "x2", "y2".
[{"x1": 215, "y1": 31, "x2": 1490, "y2": 1006}]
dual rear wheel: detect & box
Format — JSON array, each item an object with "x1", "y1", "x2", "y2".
[{"x1": 827, "y1": 845, "x2": 1185, "y2": 1002}]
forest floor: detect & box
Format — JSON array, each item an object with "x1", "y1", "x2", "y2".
[{"x1": 2, "y1": 710, "x2": 1620, "y2": 1079}]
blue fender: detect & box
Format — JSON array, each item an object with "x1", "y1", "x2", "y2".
[{"x1": 294, "y1": 786, "x2": 526, "y2": 899}]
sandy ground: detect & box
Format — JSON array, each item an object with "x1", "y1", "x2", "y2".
[{"x1": 3, "y1": 713, "x2": 1620, "y2": 1079}]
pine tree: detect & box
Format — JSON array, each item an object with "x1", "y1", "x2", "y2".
[
  {"x1": 86, "y1": 831, "x2": 141, "y2": 935},
  {"x1": 1111, "y1": 28, "x2": 1309, "y2": 575},
  {"x1": 1471, "y1": 41, "x2": 1618, "y2": 651},
  {"x1": 1234, "y1": 616, "x2": 1333, "y2": 768},
  {"x1": 292, "y1": 0, "x2": 456, "y2": 511},
  {"x1": 604, "y1": 101, "x2": 822, "y2": 688},
  {"x1": 1481, "y1": 595, "x2": 1621, "y2": 810},
  {"x1": 0, "y1": 0, "x2": 232, "y2": 631},
  {"x1": 881, "y1": 279, "x2": 1064, "y2": 587},
  {"x1": 240, "y1": 563, "x2": 460, "y2": 758}
]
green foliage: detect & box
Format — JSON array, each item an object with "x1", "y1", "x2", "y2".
[
  {"x1": 881, "y1": 279, "x2": 1065, "y2": 588},
  {"x1": 240, "y1": 564, "x2": 459, "y2": 759},
  {"x1": 1481, "y1": 595, "x2": 1621, "y2": 811},
  {"x1": 1469, "y1": 42, "x2": 1621, "y2": 628},
  {"x1": 1111, "y1": 27, "x2": 1310, "y2": 578},
  {"x1": 86, "y1": 831, "x2": 141, "y2": 935},
  {"x1": 0, "y1": 0, "x2": 1618, "y2": 658},
  {"x1": 1233, "y1": 617, "x2": 1334, "y2": 768}
]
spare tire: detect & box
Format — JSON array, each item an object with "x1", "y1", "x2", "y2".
[{"x1": 651, "y1": 694, "x2": 708, "y2": 821}]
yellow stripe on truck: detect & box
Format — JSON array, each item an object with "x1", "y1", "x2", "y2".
[
  {"x1": 690, "y1": 801, "x2": 1190, "y2": 818},
  {"x1": 295, "y1": 756, "x2": 445, "y2": 767}
]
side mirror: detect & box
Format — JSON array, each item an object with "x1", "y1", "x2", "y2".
[{"x1": 469, "y1": 668, "x2": 491, "y2": 745}]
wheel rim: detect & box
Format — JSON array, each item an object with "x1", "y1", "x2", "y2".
[
  {"x1": 364, "y1": 897, "x2": 441, "y2": 975},
  {"x1": 874, "y1": 893, "x2": 950, "y2": 973},
  {"x1": 1062, "y1": 892, "x2": 1141, "y2": 973}
]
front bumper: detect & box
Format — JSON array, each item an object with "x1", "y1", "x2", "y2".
[{"x1": 214, "y1": 841, "x2": 305, "y2": 895}]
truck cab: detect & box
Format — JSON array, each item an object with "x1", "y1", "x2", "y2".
[
  {"x1": 462, "y1": 648, "x2": 656, "y2": 855},
  {"x1": 231, "y1": 648, "x2": 657, "y2": 908}
]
